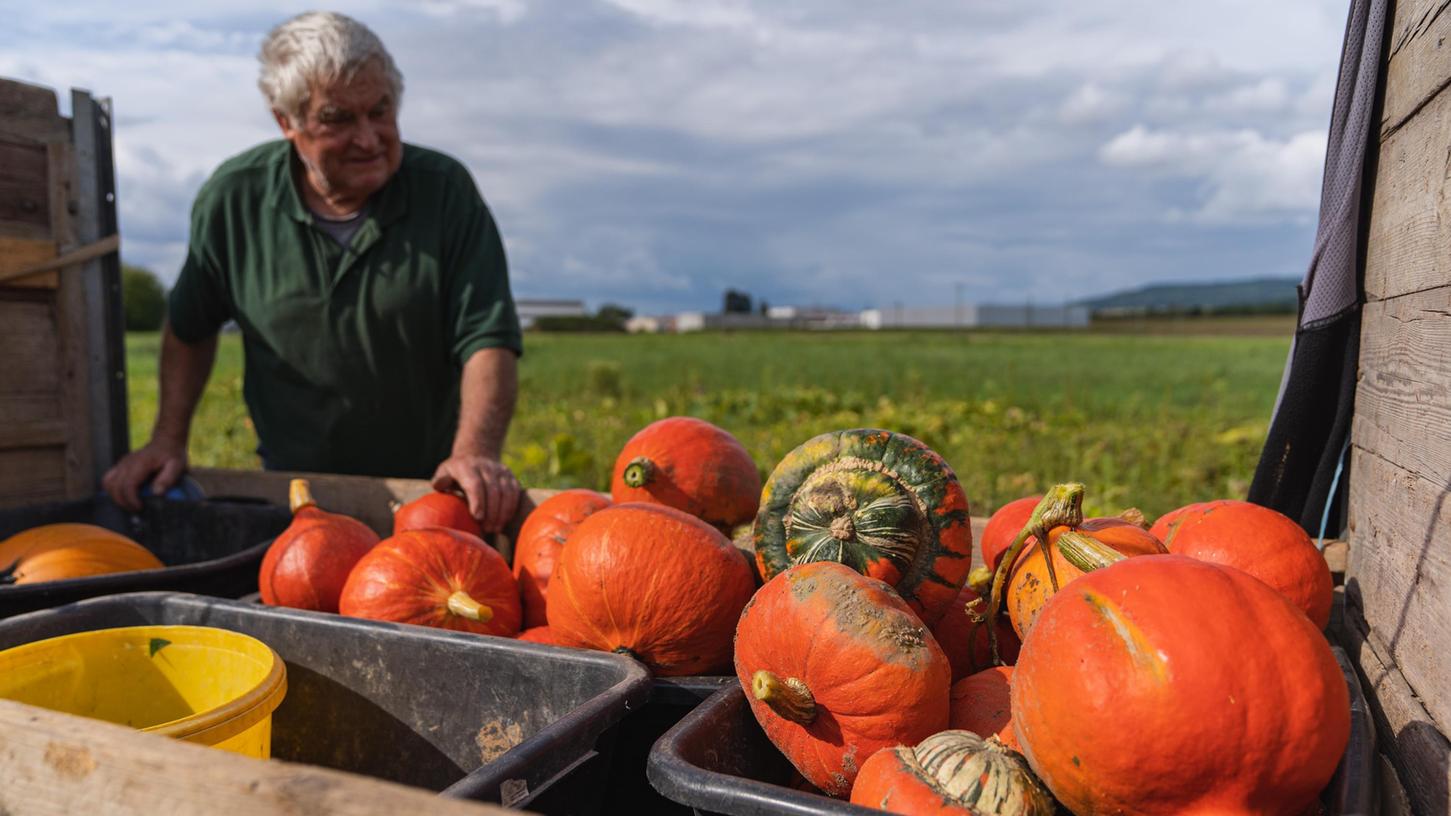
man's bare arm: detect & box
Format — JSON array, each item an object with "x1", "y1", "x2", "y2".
[{"x1": 431, "y1": 347, "x2": 521, "y2": 532}]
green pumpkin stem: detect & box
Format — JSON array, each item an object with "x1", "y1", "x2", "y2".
[
  {"x1": 622, "y1": 457, "x2": 656, "y2": 489},
  {"x1": 1056, "y1": 529, "x2": 1128, "y2": 572},
  {"x1": 752, "y1": 670, "x2": 817, "y2": 724},
  {"x1": 985, "y1": 483, "x2": 1085, "y2": 665},
  {"x1": 446, "y1": 590, "x2": 493, "y2": 622}
]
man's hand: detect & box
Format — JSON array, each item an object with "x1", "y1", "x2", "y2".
[
  {"x1": 102, "y1": 439, "x2": 188, "y2": 512},
  {"x1": 432, "y1": 454, "x2": 522, "y2": 534}
]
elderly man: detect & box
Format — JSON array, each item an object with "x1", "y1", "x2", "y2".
[{"x1": 103, "y1": 11, "x2": 523, "y2": 531}]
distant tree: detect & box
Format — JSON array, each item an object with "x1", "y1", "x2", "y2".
[
  {"x1": 122, "y1": 264, "x2": 166, "y2": 331},
  {"x1": 759, "y1": 299, "x2": 770, "y2": 316},
  {"x1": 723, "y1": 289, "x2": 752, "y2": 314},
  {"x1": 596, "y1": 303, "x2": 634, "y2": 323}
]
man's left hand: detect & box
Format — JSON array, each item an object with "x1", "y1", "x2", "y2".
[{"x1": 431, "y1": 454, "x2": 522, "y2": 534}]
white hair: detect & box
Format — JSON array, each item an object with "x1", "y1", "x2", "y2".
[{"x1": 257, "y1": 11, "x2": 404, "y2": 125}]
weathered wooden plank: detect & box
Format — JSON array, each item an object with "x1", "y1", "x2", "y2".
[
  {"x1": 0, "y1": 78, "x2": 65, "y2": 143},
  {"x1": 0, "y1": 699, "x2": 509, "y2": 816},
  {"x1": 1344, "y1": 446, "x2": 1451, "y2": 738},
  {"x1": 1381, "y1": 0, "x2": 1451, "y2": 140},
  {"x1": 0, "y1": 421, "x2": 68, "y2": 450},
  {"x1": 0, "y1": 236, "x2": 58, "y2": 289},
  {"x1": 1341, "y1": 598, "x2": 1451, "y2": 816},
  {"x1": 0, "y1": 140, "x2": 50, "y2": 231},
  {"x1": 0, "y1": 448, "x2": 67, "y2": 509},
  {"x1": 0, "y1": 296, "x2": 61, "y2": 407},
  {"x1": 1364, "y1": 77, "x2": 1451, "y2": 301},
  {"x1": 1354, "y1": 290, "x2": 1451, "y2": 480}
]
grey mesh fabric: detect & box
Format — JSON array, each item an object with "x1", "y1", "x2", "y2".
[
  {"x1": 1301, "y1": 0, "x2": 1388, "y2": 328},
  {"x1": 1249, "y1": 0, "x2": 1388, "y2": 532}
]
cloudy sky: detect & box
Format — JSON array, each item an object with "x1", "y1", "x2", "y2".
[{"x1": 2, "y1": 1, "x2": 1349, "y2": 314}]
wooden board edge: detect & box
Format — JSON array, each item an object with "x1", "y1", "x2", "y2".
[{"x1": 0, "y1": 698, "x2": 510, "y2": 816}]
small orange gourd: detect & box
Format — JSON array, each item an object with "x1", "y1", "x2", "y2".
[{"x1": 0, "y1": 524, "x2": 163, "y2": 584}]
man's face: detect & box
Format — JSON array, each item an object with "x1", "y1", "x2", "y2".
[{"x1": 276, "y1": 59, "x2": 401, "y2": 203}]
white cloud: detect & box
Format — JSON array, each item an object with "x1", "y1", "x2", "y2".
[
  {"x1": 1100, "y1": 125, "x2": 1326, "y2": 222},
  {"x1": 1059, "y1": 83, "x2": 1127, "y2": 124}
]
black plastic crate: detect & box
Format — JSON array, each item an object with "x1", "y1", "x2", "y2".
[
  {"x1": 0, "y1": 592, "x2": 653, "y2": 808},
  {"x1": 0, "y1": 495, "x2": 291, "y2": 619},
  {"x1": 647, "y1": 645, "x2": 1376, "y2": 816}
]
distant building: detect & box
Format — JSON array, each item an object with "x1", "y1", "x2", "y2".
[
  {"x1": 861, "y1": 304, "x2": 1089, "y2": 329},
  {"x1": 624, "y1": 315, "x2": 661, "y2": 334},
  {"x1": 516, "y1": 299, "x2": 587, "y2": 328}
]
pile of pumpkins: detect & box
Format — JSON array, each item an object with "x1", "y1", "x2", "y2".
[{"x1": 1, "y1": 415, "x2": 1349, "y2": 816}]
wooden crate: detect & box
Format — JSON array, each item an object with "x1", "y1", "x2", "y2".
[
  {"x1": 1343, "y1": 0, "x2": 1451, "y2": 812},
  {"x1": 0, "y1": 77, "x2": 126, "y2": 510}
]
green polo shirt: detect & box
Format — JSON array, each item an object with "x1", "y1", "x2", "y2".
[{"x1": 168, "y1": 140, "x2": 522, "y2": 478}]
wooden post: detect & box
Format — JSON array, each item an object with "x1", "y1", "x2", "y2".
[{"x1": 1346, "y1": 0, "x2": 1451, "y2": 811}]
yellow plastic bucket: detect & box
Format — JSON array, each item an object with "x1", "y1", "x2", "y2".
[{"x1": 0, "y1": 624, "x2": 287, "y2": 758}]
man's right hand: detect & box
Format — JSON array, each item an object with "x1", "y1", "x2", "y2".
[{"x1": 102, "y1": 439, "x2": 188, "y2": 512}]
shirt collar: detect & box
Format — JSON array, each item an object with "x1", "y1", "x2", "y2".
[{"x1": 266, "y1": 141, "x2": 409, "y2": 229}]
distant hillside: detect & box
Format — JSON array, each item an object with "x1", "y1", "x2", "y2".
[{"x1": 1076, "y1": 277, "x2": 1300, "y2": 315}]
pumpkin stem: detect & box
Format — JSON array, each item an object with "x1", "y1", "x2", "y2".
[
  {"x1": 966, "y1": 565, "x2": 993, "y2": 596},
  {"x1": 446, "y1": 590, "x2": 493, "y2": 622},
  {"x1": 1117, "y1": 507, "x2": 1149, "y2": 529},
  {"x1": 751, "y1": 670, "x2": 816, "y2": 725},
  {"x1": 622, "y1": 457, "x2": 656, "y2": 489},
  {"x1": 288, "y1": 478, "x2": 317, "y2": 514},
  {"x1": 985, "y1": 483, "x2": 1084, "y2": 665},
  {"x1": 1056, "y1": 530, "x2": 1128, "y2": 572},
  {"x1": 388, "y1": 499, "x2": 402, "y2": 515}
]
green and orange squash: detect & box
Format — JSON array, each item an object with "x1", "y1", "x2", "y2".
[
  {"x1": 547, "y1": 502, "x2": 755, "y2": 675},
  {"x1": 752, "y1": 429, "x2": 973, "y2": 625},
  {"x1": 1012, "y1": 554, "x2": 1350, "y2": 815},
  {"x1": 1152, "y1": 499, "x2": 1333, "y2": 629},
  {"x1": 849, "y1": 730, "x2": 1055, "y2": 815},
  {"x1": 735, "y1": 561, "x2": 951, "y2": 796}
]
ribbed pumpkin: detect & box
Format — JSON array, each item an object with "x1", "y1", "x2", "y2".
[
  {"x1": 1152, "y1": 500, "x2": 1333, "y2": 629},
  {"x1": 753, "y1": 429, "x2": 973, "y2": 626},
  {"x1": 610, "y1": 416, "x2": 761, "y2": 531},
  {"x1": 735, "y1": 561, "x2": 951, "y2": 797},
  {"x1": 1006, "y1": 517, "x2": 1165, "y2": 639},
  {"x1": 981, "y1": 496, "x2": 1040, "y2": 573},
  {"x1": 392, "y1": 491, "x2": 480, "y2": 537},
  {"x1": 339, "y1": 527, "x2": 521, "y2": 636},
  {"x1": 0, "y1": 524, "x2": 163, "y2": 585},
  {"x1": 258, "y1": 479, "x2": 379, "y2": 612},
  {"x1": 513, "y1": 489, "x2": 611, "y2": 628},
  {"x1": 949, "y1": 666, "x2": 1018, "y2": 751},
  {"x1": 1012, "y1": 554, "x2": 1350, "y2": 816},
  {"x1": 518, "y1": 626, "x2": 559, "y2": 644},
  {"x1": 547, "y1": 502, "x2": 755, "y2": 675},
  {"x1": 931, "y1": 583, "x2": 1020, "y2": 680},
  {"x1": 849, "y1": 730, "x2": 1056, "y2": 816}
]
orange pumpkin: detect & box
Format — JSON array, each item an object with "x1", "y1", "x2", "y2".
[
  {"x1": 981, "y1": 495, "x2": 1040, "y2": 572},
  {"x1": 259, "y1": 479, "x2": 379, "y2": 612},
  {"x1": 610, "y1": 416, "x2": 761, "y2": 531},
  {"x1": 518, "y1": 626, "x2": 559, "y2": 644},
  {"x1": 547, "y1": 502, "x2": 755, "y2": 675},
  {"x1": 1012, "y1": 554, "x2": 1350, "y2": 816},
  {"x1": 0, "y1": 524, "x2": 163, "y2": 584},
  {"x1": 1006, "y1": 517, "x2": 1165, "y2": 639},
  {"x1": 1152, "y1": 500, "x2": 1333, "y2": 629},
  {"x1": 949, "y1": 666, "x2": 1018, "y2": 751},
  {"x1": 931, "y1": 583, "x2": 1020, "y2": 680},
  {"x1": 339, "y1": 527, "x2": 521, "y2": 636},
  {"x1": 735, "y1": 561, "x2": 951, "y2": 797},
  {"x1": 392, "y1": 491, "x2": 480, "y2": 537},
  {"x1": 849, "y1": 730, "x2": 1055, "y2": 816},
  {"x1": 512, "y1": 489, "x2": 611, "y2": 628}
]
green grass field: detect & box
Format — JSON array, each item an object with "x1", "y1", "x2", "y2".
[{"x1": 125, "y1": 322, "x2": 1292, "y2": 520}]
